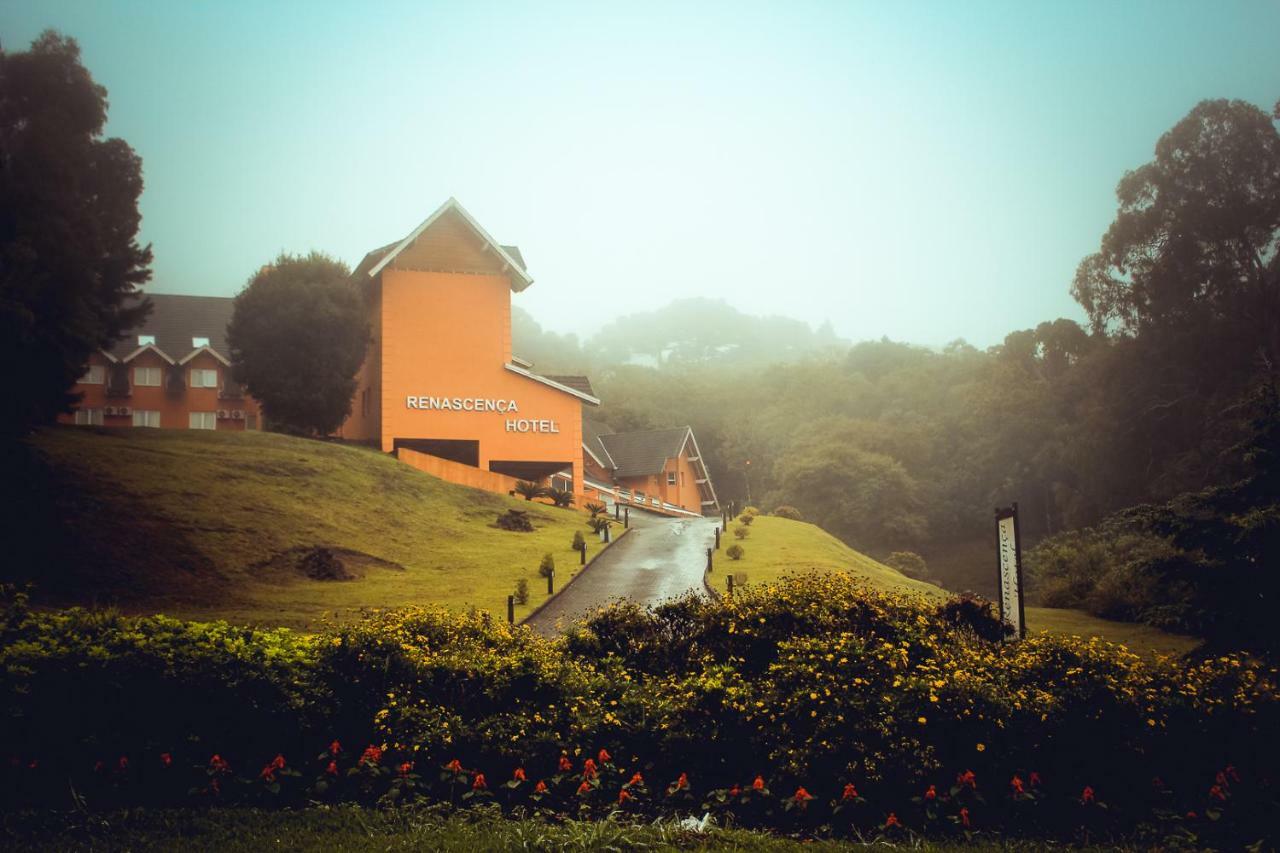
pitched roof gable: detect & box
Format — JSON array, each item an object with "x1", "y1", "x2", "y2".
[
  {"x1": 108, "y1": 293, "x2": 237, "y2": 364},
  {"x1": 597, "y1": 426, "x2": 692, "y2": 478},
  {"x1": 357, "y1": 198, "x2": 533, "y2": 291}
]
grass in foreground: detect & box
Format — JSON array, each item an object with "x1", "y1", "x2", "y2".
[
  {"x1": 9, "y1": 427, "x2": 607, "y2": 628},
  {"x1": 0, "y1": 806, "x2": 1114, "y2": 852},
  {"x1": 728, "y1": 516, "x2": 1196, "y2": 656}
]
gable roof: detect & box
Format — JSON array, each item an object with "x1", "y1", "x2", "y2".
[
  {"x1": 543, "y1": 375, "x2": 595, "y2": 398},
  {"x1": 357, "y1": 197, "x2": 533, "y2": 291},
  {"x1": 597, "y1": 426, "x2": 692, "y2": 478},
  {"x1": 108, "y1": 293, "x2": 236, "y2": 364},
  {"x1": 583, "y1": 418, "x2": 617, "y2": 469},
  {"x1": 504, "y1": 363, "x2": 600, "y2": 405}
]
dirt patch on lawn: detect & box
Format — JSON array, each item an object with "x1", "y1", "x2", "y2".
[{"x1": 253, "y1": 546, "x2": 405, "y2": 582}]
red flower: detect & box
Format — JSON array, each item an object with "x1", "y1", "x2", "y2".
[
  {"x1": 558, "y1": 755, "x2": 573, "y2": 773},
  {"x1": 582, "y1": 758, "x2": 597, "y2": 780},
  {"x1": 260, "y1": 764, "x2": 276, "y2": 783},
  {"x1": 884, "y1": 812, "x2": 902, "y2": 828},
  {"x1": 1029, "y1": 771, "x2": 1041, "y2": 787},
  {"x1": 209, "y1": 754, "x2": 230, "y2": 774},
  {"x1": 359, "y1": 745, "x2": 382, "y2": 766},
  {"x1": 577, "y1": 779, "x2": 591, "y2": 795},
  {"x1": 628, "y1": 771, "x2": 643, "y2": 786},
  {"x1": 843, "y1": 782, "x2": 861, "y2": 801},
  {"x1": 752, "y1": 775, "x2": 765, "y2": 791},
  {"x1": 1010, "y1": 774, "x2": 1024, "y2": 794},
  {"x1": 730, "y1": 784, "x2": 742, "y2": 797},
  {"x1": 1151, "y1": 775, "x2": 1164, "y2": 790},
  {"x1": 598, "y1": 748, "x2": 612, "y2": 764},
  {"x1": 1081, "y1": 786, "x2": 1096, "y2": 804},
  {"x1": 794, "y1": 786, "x2": 814, "y2": 803},
  {"x1": 618, "y1": 788, "x2": 631, "y2": 804},
  {"x1": 1209, "y1": 784, "x2": 1226, "y2": 801},
  {"x1": 26, "y1": 760, "x2": 36, "y2": 770},
  {"x1": 398, "y1": 762, "x2": 413, "y2": 778},
  {"x1": 325, "y1": 760, "x2": 338, "y2": 777},
  {"x1": 1186, "y1": 810, "x2": 1198, "y2": 819},
  {"x1": 1225, "y1": 764, "x2": 1241, "y2": 783},
  {"x1": 329, "y1": 740, "x2": 342, "y2": 756},
  {"x1": 117, "y1": 756, "x2": 129, "y2": 771},
  {"x1": 957, "y1": 769, "x2": 977, "y2": 789},
  {"x1": 1215, "y1": 771, "x2": 1228, "y2": 787},
  {"x1": 94, "y1": 760, "x2": 105, "y2": 773},
  {"x1": 445, "y1": 758, "x2": 463, "y2": 773},
  {"x1": 513, "y1": 767, "x2": 527, "y2": 782},
  {"x1": 160, "y1": 753, "x2": 172, "y2": 768},
  {"x1": 960, "y1": 807, "x2": 971, "y2": 828},
  {"x1": 271, "y1": 754, "x2": 286, "y2": 770},
  {"x1": 472, "y1": 772, "x2": 486, "y2": 790},
  {"x1": 923, "y1": 784, "x2": 936, "y2": 800},
  {"x1": 534, "y1": 780, "x2": 549, "y2": 794},
  {"x1": 675, "y1": 772, "x2": 689, "y2": 790}
]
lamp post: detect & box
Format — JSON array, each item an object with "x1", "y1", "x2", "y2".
[{"x1": 744, "y1": 459, "x2": 752, "y2": 506}]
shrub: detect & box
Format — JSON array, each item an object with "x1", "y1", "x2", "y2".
[
  {"x1": 726, "y1": 544, "x2": 744, "y2": 561},
  {"x1": 514, "y1": 579, "x2": 529, "y2": 605},
  {"x1": 740, "y1": 506, "x2": 759, "y2": 520},
  {"x1": 538, "y1": 554, "x2": 555, "y2": 579},
  {"x1": 771, "y1": 505, "x2": 803, "y2": 521},
  {"x1": 571, "y1": 532, "x2": 586, "y2": 553},
  {"x1": 3, "y1": 579, "x2": 1277, "y2": 846},
  {"x1": 884, "y1": 551, "x2": 929, "y2": 581},
  {"x1": 585, "y1": 502, "x2": 607, "y2": 518},
  {"x1": 587, "y1": 517, "x2": 611, "y2": 535},
  {"x1": 547, "y1": 488, "x2": 575, "y2": 508},
  {"x1": 738, "y1": 513, "x2": 754, "y2": 526},
  {"x1": 733, "y1": 525, "x2": 750, "y2": 540},
  {"x1": 496, "y1": 509, "x2": 534, "y2": 532},
  {"x1": 514, "y1": 480, "x2": 548, "y2": 501}
]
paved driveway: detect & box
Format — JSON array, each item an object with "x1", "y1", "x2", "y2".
[{"x1": 525, "y1": 511, "x2": 720, "y2": 636}]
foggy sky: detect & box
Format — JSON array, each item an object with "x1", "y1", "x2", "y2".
[{"x1": 4, "y1": 1, "x2": 1278, "y2": 347}]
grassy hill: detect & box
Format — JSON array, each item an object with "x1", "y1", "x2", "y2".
[
  {"x1": 6, "y1": 427, "x2": 607, "y2": 629},
  {"x1": 725, "y1": 515, "x2": 1198, "y2": 656}
]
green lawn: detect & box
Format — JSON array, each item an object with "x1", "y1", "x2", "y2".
[
  {"x1": 720, "y1": 515, "x2": 943, "y2": 597},
  {"x1": 11, "y1": 427, "x2": 606, "y2": 629},
  {"x1": 724, "y1": 515, "x2": 1196, "y2": 656},
  {"x1": 0, "y1": 806, "x2": 1118, "y2": 852}
]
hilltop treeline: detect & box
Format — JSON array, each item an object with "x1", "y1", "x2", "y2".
[{"x1": 515, "y1": 99, "x2": 1280, "y2": 649}]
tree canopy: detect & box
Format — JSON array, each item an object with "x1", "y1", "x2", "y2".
[
  {"x1": 0, "y1": 31, "x2": 152, "y2": 431},
  {"x1": 227, "y1": 252, "x2": 369, "y2": 435}
]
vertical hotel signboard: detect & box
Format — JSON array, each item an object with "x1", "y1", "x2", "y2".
[{"x1": 994, "y1": 503, "x2": 1026, "y2": 639}]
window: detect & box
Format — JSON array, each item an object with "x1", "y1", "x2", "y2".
[
  {"x1": 134, "y1": 366, "x2": 162, "y2": 387},
  {"x1": 192, "y1": 336, "x2": 210, "y2": 348},
  {"x1": 137, "y1": 335, "x2": 155, "y2": 346},
  {"x1": 132, "y1": 410, "x2": 161, "y2": 428},
  {"x1": 667, "y1": 471, "x2": 677, "y2": 486},
  {"x1": 74, "y1": 408, "x2": 104, "y2": 426},
  {"x1": 80, "y1": 365, "x2": 105, "y2": 385},
  {"x1": 635, "y1": 491, "x2": 645, "y2": 501},
  {"x1": 245, "y1": 412, "x2": 258, "y2": 431},
  {"x1": 190, "y1": 368, "x2": 218, "y2": 388},
  {"x1": 189, "y1": 411, "x2": 217, "y2": 430}
]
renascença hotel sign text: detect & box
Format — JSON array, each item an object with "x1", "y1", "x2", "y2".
[{"x1": 405, "y1": 395, "x2": 560, "y2": 433}]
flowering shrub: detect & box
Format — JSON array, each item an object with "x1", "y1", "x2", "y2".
[{"x1": 1, "y1": 578, "x2": 1276, "y2": 845}]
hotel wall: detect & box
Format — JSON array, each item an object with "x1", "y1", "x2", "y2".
[
  {"x1": 374, "y1": 267, "x2": 584, "y2": 493},
  {"x1": 60, "y1": 349, "x2": 260, "y2": 430}
]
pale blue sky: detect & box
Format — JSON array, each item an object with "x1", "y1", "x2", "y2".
[{"x1": 4, "y1": 1, "x2": 1278, "y2": 346}]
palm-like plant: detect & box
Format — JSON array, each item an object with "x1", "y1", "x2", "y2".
[
  {"x1": 514, "y1": 480, "x2": 549, "y2": 501},
  {"x1": 548, "y1": 488, "x2": 575, "y2": 508},
  {"x1": 585, "y1": 501, "x2": 607, "y2": 518}
]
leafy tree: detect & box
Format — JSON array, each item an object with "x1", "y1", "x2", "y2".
[
  {"x1": 0, "y1": 31, "x2": 152, "y2": 431},
  {"x1": 514, "y1": 480, "x2": 548, "y2": 501},
  {"x1": 547, "y1": 488, "x2": 574, "y2": 508},
  {"x1": 571, "y1": 531, "x2": 586, "y2": 553},
  {"x1": 227, "y1": 252, "x2": 367, "y2": 435}
]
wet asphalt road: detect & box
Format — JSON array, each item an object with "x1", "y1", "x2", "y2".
[{"x1": 525, "y1": 511, "x2": 721, "y2": 637}]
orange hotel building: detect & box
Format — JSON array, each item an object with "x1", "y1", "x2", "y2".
[{"x1": 62, "y1": 198, "x2": 719, "y2": 516}]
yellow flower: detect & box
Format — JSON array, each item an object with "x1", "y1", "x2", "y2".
[
  {"x1": 976, "y1": 743, "x2": 985, "y2": 752},
  {"x1": 917, "y1": 716, "x2": 927, "y2": 725}
]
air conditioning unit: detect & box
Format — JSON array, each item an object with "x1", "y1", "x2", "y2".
[
  {"x1": 103, "y1": 406, "x2": 117, "y2": 416},
  {"x1": 232, "y1": 409, "x2": 245, "y2": 420},
  {"x1": 117, "y1": 406, "x2": 131, "y2": 417},
  {"x1": 217, "y1": 409, "x2": 230, "y2": 419}
]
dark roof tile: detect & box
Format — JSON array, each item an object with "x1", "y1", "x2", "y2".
[{"x1": 108, "y1": 293, "x2": 236, "y2": 362}]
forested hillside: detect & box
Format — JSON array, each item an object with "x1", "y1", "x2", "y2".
[{"x1": 515, "y1": 98, "x2": 1280, "y2": 653}]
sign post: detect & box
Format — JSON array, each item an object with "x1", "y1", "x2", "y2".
[{"x1": 994, "y1": 503, "x2": 1026, "y2": 639}]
